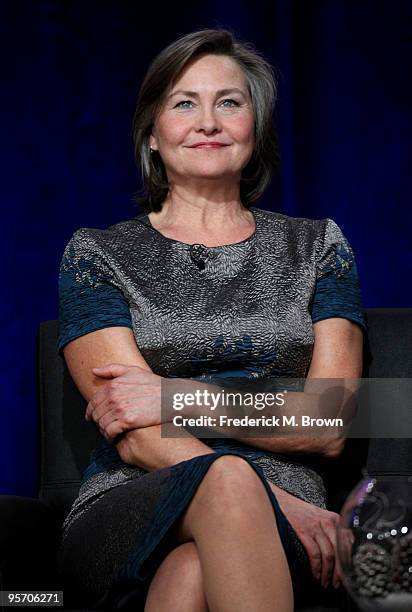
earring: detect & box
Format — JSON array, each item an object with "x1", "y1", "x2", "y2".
[{"x1": 150, "y1": 147, "x2": 155, "y2": 154}]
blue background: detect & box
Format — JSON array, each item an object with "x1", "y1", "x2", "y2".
[{"x1": 2, "y1": 1, "x2": 411, "y2": 495}]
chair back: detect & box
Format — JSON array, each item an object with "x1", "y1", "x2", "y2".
[
  {"x1": 363, "y1": 308, "x2": 412, "y2": 476},
  {"x1": 37, "y1": 320, "x2": 100, "y2": 521}
]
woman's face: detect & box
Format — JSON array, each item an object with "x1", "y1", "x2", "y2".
[{"x1": 150, "y1": 54, "x2": 255, "y2": 185}]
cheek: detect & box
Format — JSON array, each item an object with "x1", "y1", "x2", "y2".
[
  {"x1": 231, "y1": 115, "x2": 255, "y2": 145},
  {"x1": 156, "y1": 117, "x2": 188, "y2": 146}
]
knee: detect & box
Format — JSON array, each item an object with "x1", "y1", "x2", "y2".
[
  {"x1": 207, "y1": 454, "x2": 262, "y2": 485},
  {"x1": 200, "y1": 455, "x2": 266, "y2": 509}
]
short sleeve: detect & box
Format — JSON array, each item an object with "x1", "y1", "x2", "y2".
[
  {"x1": 58, "y1": 228, "x2": 133, "y2": 355},
  {"x1": 310, "y1": 218, "x2": 367, "y2": 332}
]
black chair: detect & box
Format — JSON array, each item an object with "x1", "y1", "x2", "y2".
[{"x1": 1, "y1": 308, "x2": 411, "y2": 611}]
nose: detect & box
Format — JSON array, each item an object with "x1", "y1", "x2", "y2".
[{"x1": 194, "y1": 104, "x2": 221, "y2": 135}]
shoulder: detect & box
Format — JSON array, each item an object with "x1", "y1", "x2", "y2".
[
  {"x1": 253, "y1": 206, "x2": 336, "y2": 250},
  {"x1": 60, "y1": 214, "x2": 149, "y2": 262},
  {"x1": 253, "y1": 205, "x2": 331, "y2": 233}
]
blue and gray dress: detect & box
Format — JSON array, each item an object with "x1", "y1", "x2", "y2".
[{"x1": 57, "y1": 205, "x2": 366, "y2": 610}]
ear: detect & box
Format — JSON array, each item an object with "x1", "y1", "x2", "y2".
[{"x1": 149, "y1": 132, "x2": 158, "y2": 151}]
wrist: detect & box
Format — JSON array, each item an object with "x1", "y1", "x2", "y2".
[
  {"x1": 115, "y1": 429, "x2": 139, "y2": 464},
  {"x1": 319, "y1": 435, "x2": 346, "y2": 459}
]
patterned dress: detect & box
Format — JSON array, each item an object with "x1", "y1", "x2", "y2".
[{"x1": 56, "y1": 205, "x2": 366, "y2": 610}]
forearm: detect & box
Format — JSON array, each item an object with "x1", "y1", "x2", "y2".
[
  {"x1": 235, "y1": 387, "x2": 345, "y2": 456},
  {"x1": 115, "y1": 423, "x2": 215, "y2": 471},
  {"x1": 164, "y1": 378, "x2": 349, "y2": 457},
  {"x1": 234, "y1": 433, "x2": 333, "y2": 456}
]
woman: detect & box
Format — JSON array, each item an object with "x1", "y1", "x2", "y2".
[{"x1": 57, "y1": 28, "x2": 365, "y2": 611}]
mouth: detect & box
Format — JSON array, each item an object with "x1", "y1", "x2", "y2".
[{"x1": 188, "y1": 142, "x2": 231, "y2": 149}]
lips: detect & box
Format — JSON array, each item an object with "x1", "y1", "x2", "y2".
[{"x1": 189, "y1": 142, "x2": 230, "y2": 148}]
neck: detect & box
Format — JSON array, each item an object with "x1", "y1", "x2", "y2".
[
  {"x1": 147, "y1": 185, "x2": 256, "y2": 247},
  {"x1": 152, "y1": 183, "x2": 250, "y2": 230}
]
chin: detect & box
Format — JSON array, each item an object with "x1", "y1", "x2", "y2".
[{"x1": 183, "y1": 163, "x2": 241, "y2": 180}]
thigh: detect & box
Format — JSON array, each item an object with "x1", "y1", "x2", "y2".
[
  {"x1": 169, "y1": 454, "x2": 275, "y2": 547},
  {"x1": 59, "y1": 467, "x2": 174, "y2": 607},
  {"x1": 145, "y1": 542, "x2": 206, "y2": 611}
]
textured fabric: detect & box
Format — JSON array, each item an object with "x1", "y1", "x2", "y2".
[
  {"x1": 61, "y1": 436, "x2": 328, "y2": 543},
  {"x1": 58, "y1": 451, "x2": 314, "y2": 611},
  {"x1": 58, "y1": 206, "x2": 366, "y2": 369},
  {"x1": 58, "y1": 234, "x2": 133, "y2": 356},
  {"x1": 57, "y1": 206, "x2": 365, "y2": 609},
  {"x1": 311, "y1": 218, "x2": 365, "y2": 328}
]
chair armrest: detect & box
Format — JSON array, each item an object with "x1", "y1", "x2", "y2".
[{"x1": 0, "y1": 496, "x2": 62, "y2": 590}]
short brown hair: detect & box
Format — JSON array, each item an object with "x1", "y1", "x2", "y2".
[{"x1": 132, "y1": 28, "x2": 279, "y2": 212}]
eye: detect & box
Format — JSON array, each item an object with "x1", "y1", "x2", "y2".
[
  {"x1": 220, "y1": 99, "x2": 240, "y2": 108},
  {"x1": 174, "y1": 100, "x2": 194, "y2": 109}
]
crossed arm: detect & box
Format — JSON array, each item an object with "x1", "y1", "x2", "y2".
[
  {"x1": 63, "y1": 317, "x2": 363, "y2": 467},
  {"x1": 63, "y1": 326, "x2": 215, "y2": 471}
]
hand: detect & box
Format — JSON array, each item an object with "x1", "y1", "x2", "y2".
[
  {"x1": 267, "y1": 481, "x2": 341, "y2": 589},
  {"x1": 85, "y1": 363, "x2": 163, "y2": 441}
]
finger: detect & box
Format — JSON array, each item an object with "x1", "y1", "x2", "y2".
[
  {"x1": 87, "y1": 395, "x2": 113, "y2": 425},
  {"x1": 85, "y1": 388, "x2": 108, "y2": 420},
  {"x1": 298, "y1": 533, "x2": 322, "y2": 582},
  {"x1": 97, "y1": 396, "x2": 139, "y2": 430},
  {"x1": 96, "y1": 412, "x2": 120, "y2": 441},
  {"x1": 334, "y1": 552, "x2": 343, "y2": 589},
  {"x1": 85, "y1": 390, "x2": 107, "y2": 421},
  {"x1": 104, "y1": 419, "x2": 129, "y2": 441},
  {"x1": 85, "y1": 398, "x2": 96, "y2": 422},
  {"x1": 314, "y1": 528, "x2": 335, "y2": 588},
  {"x1": 98, "y1": 407, "x2": 125, "y2": 434},
  {"x1": 331, "y1": 535, "x2": 342, "y2": 589},
  {"x1": 86, "y1": 373, "x2": 131, "y2": 421},
  {"x1": 322, "y1": 515, "x2": 341, "y2": 588},
  {"x1": 92, "y1": 364, "x2": 129, "y2": 378}
]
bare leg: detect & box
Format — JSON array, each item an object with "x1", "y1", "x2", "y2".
[
  {"x1": 169, "y1": 455, "x2": 294, "y2": 612},
  {"x1": 144, "y1": 542, "x2": 208, "y2": 612}
]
